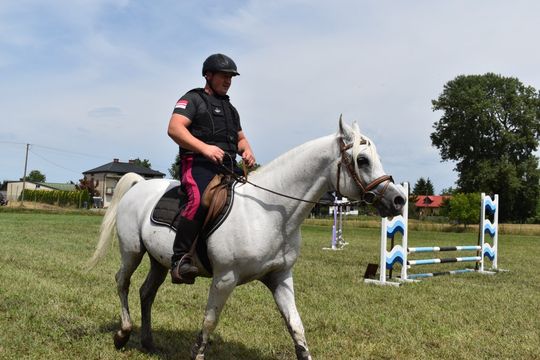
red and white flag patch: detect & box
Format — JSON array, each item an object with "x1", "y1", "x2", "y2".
[{"x1": 175, "y1": 99, "x2": 189, "y2": 109}]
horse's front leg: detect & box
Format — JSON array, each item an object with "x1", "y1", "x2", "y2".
[
  {"x1": 191, "y1": 271, "x2": 237, "y2": 360},
  {"x1": 263, "y1": 270, "x2": 312, "y2": 360}
]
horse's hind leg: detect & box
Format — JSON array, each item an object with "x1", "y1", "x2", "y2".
[
  {"x1": 139, "y1": 255, "x2": 168, "y2": 352},
  {"x1": 114, "y1": 249, "x2": 145, "y2": 349},
  {"x1": 263, "y1": 270, "x2": 312, "y2": 360}
]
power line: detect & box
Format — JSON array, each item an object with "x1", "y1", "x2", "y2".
[
  {"x1": 31, "y1": 143, "x2": 110, "y2": 160},
  {"x1": 2, "y1": 141, "x2": 112, "y2": 182},
  {"x1": 29, "y1": 148, "x2": 82, "y2": 175},
  {"x1": 0, "y1": 141, "x2": 110, "y2": 160},
  {"x1": 0, "y1": 141, "x2": 27, "y2": 146}
]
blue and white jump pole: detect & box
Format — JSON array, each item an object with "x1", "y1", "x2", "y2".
[
  {"x1": 365, "y1": 185, "x2": 500, "y2": 286},
  {"x1": 479, "y1": 193, "x2": 499, "y2": 271}
]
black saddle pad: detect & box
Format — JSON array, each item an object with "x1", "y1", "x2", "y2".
[
  {"x1": 150, "y1": 182, "x2": 236, "y2": 274},
  {"x1": 151, "y1": 186, "x2": 187, "y2": 231}
]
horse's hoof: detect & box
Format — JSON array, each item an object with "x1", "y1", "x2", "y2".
[
  {"x1": 141, "y1": 339, "x2": 157, "y2": 354},
  {"x1": 113, "y1": 330, "x2": 131, "y2": 349},
  {"x1": 190, "y1": 331, "x2": 205, "y2": 360},
  {"x1": 295, "y1": 345, "x2": 312, "y2": 360},
  {"x1": 191, "y1": 349, "x2": 205, "y2": 360},
  {"x1": 190, "y1": 349, "x2": 204, "y2": 360}
]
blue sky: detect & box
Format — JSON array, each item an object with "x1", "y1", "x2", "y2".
[{"x1": 1, "y1": 0, "x2": 540, "y2": 193}]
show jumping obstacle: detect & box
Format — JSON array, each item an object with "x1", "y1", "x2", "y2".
[
  {"x1": 323, "y1": 192, "x2": 349, "y2": 250},
  {"x1": 365, "y1": 183, "x2": 500, "y2": 286}
]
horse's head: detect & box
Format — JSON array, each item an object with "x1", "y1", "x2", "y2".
[{"x1": 334, "y1": 116, "x2": 406, "y2": 217}]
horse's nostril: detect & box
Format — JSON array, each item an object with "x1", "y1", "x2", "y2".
[{"x1": 394, "y1": 196, "x2": 405, "y2": 208}]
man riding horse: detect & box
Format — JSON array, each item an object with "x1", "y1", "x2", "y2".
[{"x1": 167, "y1": 54, "x2": 256, "y2": 284}]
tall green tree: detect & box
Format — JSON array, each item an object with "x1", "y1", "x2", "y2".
[
  {"x1": 236, "y1": 160, "x2": 261, "y2": 174},
  {"x1": 447, "y1": 193, "x2": 480, "y2": 228},
  {"x1": 440, "y1": 187, "x2": 455, "y2": 195},
  {"x1": 431, "y1": 73, "x2": 540, "y2": 221},
  {"x1": 169, "y1": 153, "x2": 181, "y2": 180},
  {"x1": 23, "y1": 170, "x2": 46, "y2": 183},
  {"x1": 132, "y1": 158, "x2": 152, "y2": 168},
  {"x1": 412, "y1": 177, "x2": 434, "y2": 195}
]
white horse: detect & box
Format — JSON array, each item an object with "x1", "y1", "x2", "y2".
[{"x1": 89, "y1": 118, "x2": 406, "y2": 360}]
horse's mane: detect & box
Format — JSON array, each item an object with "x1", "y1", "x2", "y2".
[
  {"x1": 250, "y1": 122, "x2": 380, "y2": 179},
  {"x1": 249, "y1": 134, "x2": 335, "y2": 179}
]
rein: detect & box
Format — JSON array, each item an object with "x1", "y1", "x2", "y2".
[
  {"x1": 219, "y1": 137, "x2": 394, "y2": 206},
  {"x1": 220, "y1": 163, "x2": 335, "y2": 206}
]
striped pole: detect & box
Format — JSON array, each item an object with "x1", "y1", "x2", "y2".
[
  {"x1": 407, "y1": 256, "x2": 481, "y2": 267},
  {"x1": 408, "y1": 269, "x2": 475, "y2": 279},
  {"x1": 408, "y1": 246, "x2": 481, "y2": 253}
]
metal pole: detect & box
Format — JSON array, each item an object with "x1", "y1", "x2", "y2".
[
  {"x1": 332, "y1": 193, "x2": 338, "y2": 249},
  {"x1": 21, "y1": 143, "x2": 29, "y2": 203}
]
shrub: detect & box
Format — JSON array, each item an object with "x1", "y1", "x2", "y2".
[{"x1": 20, "y1": 189, "x2": 90, "y2": 208}]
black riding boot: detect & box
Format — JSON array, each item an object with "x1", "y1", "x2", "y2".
[{"x1": 171, "y1": 217, "x2": 201, "y2": 284}]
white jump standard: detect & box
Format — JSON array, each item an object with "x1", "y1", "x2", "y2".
[
  {"x1": 323, "y1": 193, "x2": 349, "y2": 250},
  {"x1": 365, "y1": 185, "x2": 501, "y2": 286}
]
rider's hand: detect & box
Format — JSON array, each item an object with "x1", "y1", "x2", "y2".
[
  {"x1": 241, "y1": 149, "x2": 256, "y2": 168},
  {"x1": 202, "y1": 144, "x2": 225, "y2": 164}
]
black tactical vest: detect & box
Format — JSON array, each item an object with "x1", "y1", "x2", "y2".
[{"x1": 181, "y1": 88, "x2": 240, "y2": 157}]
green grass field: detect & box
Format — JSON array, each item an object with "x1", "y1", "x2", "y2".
[{"x1": 1, "y1": 211, "x2": 539, "y2": 359}]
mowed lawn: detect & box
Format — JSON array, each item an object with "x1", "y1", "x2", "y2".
[{"x1": 0, "y1": 211, "x2": 539, "y2": 359}]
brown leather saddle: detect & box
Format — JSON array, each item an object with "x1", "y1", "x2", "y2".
[{"x1": 151, "y1": 175, "x2": 236, "y2": 273}]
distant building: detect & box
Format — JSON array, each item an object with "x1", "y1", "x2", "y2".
[
  {"x1": 415, "y1": 195, "x2": 451, "y2": 216},
  {"x1": 5, "y1": 181, "x2": 77, "y2": 202},
  {"x1": 83, "y1": 158, "x2": 165, "y2": 208}
]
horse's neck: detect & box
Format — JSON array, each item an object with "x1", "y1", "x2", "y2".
[{"x1": 247, "y1": 135, "x2": 337, "y2": 225}]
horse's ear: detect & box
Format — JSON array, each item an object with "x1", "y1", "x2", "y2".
[
  {"x1": 352, "y1": 121, "x2": 361, "y2": 134},
  {"x1": 338, "y1": 115, "x2": 354, "y2": 142}
]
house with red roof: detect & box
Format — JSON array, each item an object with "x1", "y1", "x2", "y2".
[{"x1": 415, "y1": 195, "x2": 451, "y2": 216}]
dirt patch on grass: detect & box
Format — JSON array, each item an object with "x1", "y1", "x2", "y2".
[{"x1": 2, "y1": 201, "x2": 105, "y2": 215}]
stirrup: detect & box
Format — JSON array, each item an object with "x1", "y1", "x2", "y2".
[{"x1": 171, "y1": 256, "x2": 198, "y2": 285}]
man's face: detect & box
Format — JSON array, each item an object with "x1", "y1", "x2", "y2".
[{"x1": 207, "y1": 71, "x2": 233, "y2": 96}]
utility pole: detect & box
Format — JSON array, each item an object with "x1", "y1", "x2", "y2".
[{"x1": 21, "y1": 143, "x2": 29, "y2": 203}]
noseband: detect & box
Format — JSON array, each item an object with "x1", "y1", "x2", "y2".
[{"x1": 337, "y1": 137, "x2": 394, "y2": 205}]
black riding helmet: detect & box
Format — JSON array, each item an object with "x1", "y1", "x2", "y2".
[{"x1": 202, "y1": 54, "x2": 240, "y2": 77}]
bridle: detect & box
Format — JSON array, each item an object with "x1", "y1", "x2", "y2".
[
  {"x1": 336, "y1": 136, "x2": 394, "y2": 205},
  {"x1": 220, "y1": 136, "x2": 395, "y2": 206}
]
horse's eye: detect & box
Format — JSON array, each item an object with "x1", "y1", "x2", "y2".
[{"x1": 357, "y1": 156, "x2": 370, "y2": 167}]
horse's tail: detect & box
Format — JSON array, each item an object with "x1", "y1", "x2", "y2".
[{"x1": 87, "y1": 172, "x2": 145, "y2": 269}]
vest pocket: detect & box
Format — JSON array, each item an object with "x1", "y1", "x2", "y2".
[{"x1": 211, "y1": 104, "x2": 224, "y2": 117}]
